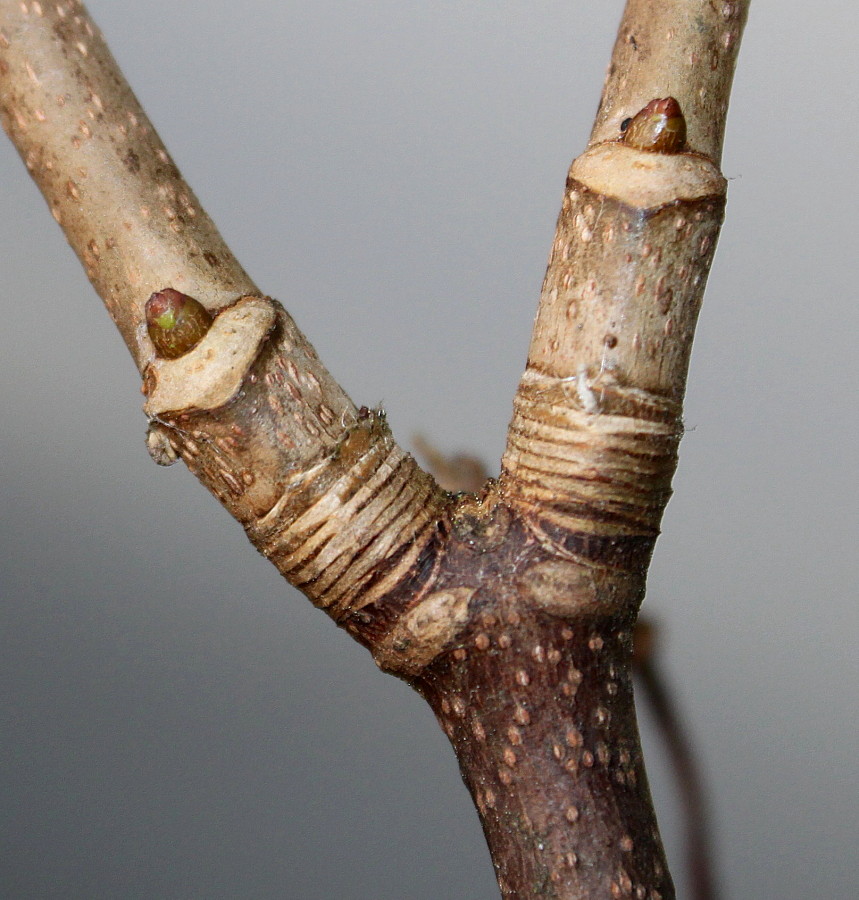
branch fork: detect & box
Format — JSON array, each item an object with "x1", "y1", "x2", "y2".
[{"x1": 0, "y1": 1, "x2": 750, "y2": 896}]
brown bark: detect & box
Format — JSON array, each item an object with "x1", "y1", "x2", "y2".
[{"x1": 0, "y1": 1, "x2": 750, "y2": 897}]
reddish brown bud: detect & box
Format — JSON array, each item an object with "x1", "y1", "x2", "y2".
[
  {"x1": 621, "y1": 97, "x2": 687, "y2": 153},
  {"x1": 145, "y1": 288, "x2": 213, "y2": 359}
]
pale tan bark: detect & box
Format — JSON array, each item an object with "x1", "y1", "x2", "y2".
[
  {"x1": 0, "y1": 2, "x2": 750, "y2": 897},
  {"x1": 501, "y1": 0, "x2": 748, "y2": 625},
  {"x1": 0, "y1": 0, "x2": 255, "y2": 365},
  {"x1": 0, "y1": 0, "x2": 445, "y2": 629},
  {"x1": 590, "y1": 0, "x2": 747, "y2": 163}
]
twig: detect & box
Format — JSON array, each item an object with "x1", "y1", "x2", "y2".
[{"x1": 635, "y1": 621, "x2": 719, "y2": 900}]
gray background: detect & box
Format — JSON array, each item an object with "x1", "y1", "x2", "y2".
[{"x1": 1, "y1": 2, "x2": 856, "y2": 898}]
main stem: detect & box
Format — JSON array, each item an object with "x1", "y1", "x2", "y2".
[{"x1": 409, "y1": 500, "x2": 668, "y2": 898}]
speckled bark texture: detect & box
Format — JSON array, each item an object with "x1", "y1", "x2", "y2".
[
  {"x1": 0, "y1": 1, "x2": 750, "y2": 898},
  {"x1": 0, "y1": 0, "x2": 256, "y2": 367},
  {"x1": 409, "y1": 498, "x2": 671, "y2": 899}
]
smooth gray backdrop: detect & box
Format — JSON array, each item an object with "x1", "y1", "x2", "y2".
[{"x1": 1, "y1": 2, "x2": 856, "y2": 898}]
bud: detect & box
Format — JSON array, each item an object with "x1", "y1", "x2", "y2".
[
  {"x1": 621, "y1": 97, "x2": 687, "y2": 154},
  {"x1": 145, "y1": 422, "x2": 179, "y2": 466},
  {"x1": 145, "y1": 288, "x2": 213, "y2": 359}
]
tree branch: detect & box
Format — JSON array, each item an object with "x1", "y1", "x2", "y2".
[
  {"x1": 0, "y1": 2, "x2": 750, "y2": 897},
  {"x1": 0, "y1": 0, "x2": 448, "y2": 639},
  {"x1": 501, "y1": 0, "x2": 749, "y2": 556},
  {"x1": 0, "y1": 0, "x2": 254, "y2": 365},
  {"x1": 590, "y1": 0, "x2": 748, "y2": 163}
]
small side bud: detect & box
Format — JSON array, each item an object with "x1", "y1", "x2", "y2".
[
  {"x1": 146, "y1": 288, "x2": 213, "y2": 359},
  {"x1": 145, "y1": 423, "x2": 179, "y2": 466},
  {"x1": 621, "y1": 97, "x2": 687, "y2": 153}
]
